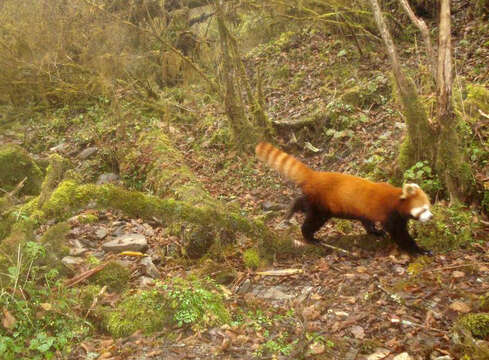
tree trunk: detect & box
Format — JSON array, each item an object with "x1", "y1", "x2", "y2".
[
  {"x1": 435, "y1": 0, "x2": 472, "y2": 201},
  {"x1": 368, "y1": 0, "x2": 435, "y2": 170}
]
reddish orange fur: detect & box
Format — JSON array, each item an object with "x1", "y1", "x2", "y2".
[{"x1": 255, "y1": 142, "x2": 428, "y2": 222}]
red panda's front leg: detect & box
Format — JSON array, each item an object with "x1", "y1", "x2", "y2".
[{"x1": 384, "y1": 213, "x2": 432, "y2": 256}]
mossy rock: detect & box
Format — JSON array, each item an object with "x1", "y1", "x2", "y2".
[
  {"x1": 92, "y1": 261, "x2": 131, "y2": 293},
  {"x1": 411, "y1": 203, "x2": 479, "y2": 252},
  {"x1": 458, "y1": 313, "x2": 489, "y2": 339},
  {"x1": 183, "y1": 225, "x2": 215, "y2": 259},
  {"x1": 38, "y1": 222, "x2": 71, "y2": 274},
  {"x1": 102, "y1": 279, "x2": 230, "y2": 337},
  {"x1": 102, "y1": 288, "x2": 170, "y2": 338},
  {"x1": 466, "y1": 84, "x2": 489, "y2": 115},
  {"x1": 0, "y1": 144, "x2": 42, "y2": 196},
  {"x1": 197, "y1": 259, "x2": 237, "y2": 284}
]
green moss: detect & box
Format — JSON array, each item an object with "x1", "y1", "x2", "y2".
[
  {"x1": 459, "y1": 313, "x2": 489, "y2": 338},
  {"x1": 407, "y1": 256, "x2": 432, "y2": 276},
  {"x1": 0, "y1": 144, "x2": 43, "y2": 196},
  {"x1": 466, "y1": 84, "x2": 489, "y2": 114},
  {"x1": 37, "y1": 154, "x2": 71, "y2": 208},
  {"x1": 92, "y1": 261, "x2": 131, "y2": 293},
  {"x1": 79, "y1": 284, "x2": 103, "y2": 312},
  {"x1": 197, "y1": 259, "x2": 237, "y2": 284},
  {"x1": 34, "y1": 181, "x2": 278, "y2": 259},
  {"x1": 411, "y1": 203, "x2": 480, "y2": 252},
  {"x1": 78, "y1": 213, "x2": 98, "y2": 224},
  {"x1": 243, "y1": 248, "x2": 261, "y2": 270},
  {"x1": 103, "y1": 278, "x2": 230, "y2": 337},
  {"x1": 103, "y1": 288, "x2": 170, "y2": 338}
]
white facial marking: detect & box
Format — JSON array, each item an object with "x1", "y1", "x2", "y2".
[
  {"x1": 419, "y1": 210, "x2": 433, "y2": 223},
  {"x1": 410, "y1": 205, "x2": 427, "y2": 218}
]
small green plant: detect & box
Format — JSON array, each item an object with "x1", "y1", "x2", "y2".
[
  {"x1": 403, "y1": 161, "x2": 442, "y2": 197},
  {"x1": 0, "y1": 242, "x2": 90, "y2": 359},
  {"x1": 165, "y1": 278, "x2": 230, "y2": 328},
  {"x1": 243, "y1": 248, "x2": 261, "y2": 270},
  {"x1": 255, "y1": 332, "x2": 297, "y2": 357}
]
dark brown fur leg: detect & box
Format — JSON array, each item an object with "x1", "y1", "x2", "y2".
[
  {"x1": 361, "y1": 220, "x2": 386, "y2": 237},
  {"x1": 286, "y1": 195, "x2": 307, "y2": 219},
  {"x1": 385, "y1": 213, "x2": 432, "y2": 256},
  {"x1": 301, "y1": 207, "x2": 329, "y2": 244}
]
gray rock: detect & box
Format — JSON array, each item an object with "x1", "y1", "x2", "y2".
[
  {"x1": 140, "y1": 256, "x2": 160, "y2": 278},
  {"x1": 254, "y1": 285, "x2": 294, "y2": 301},
  {"x1": 50, "y1": 143, "x2": 69, "y2": 153},
  {"x1": 78, "y1": 146, "x2": 98, "y2": 160},
  {"x1": 62, "y1": 256, "x2": 84, "y2": 267},
  {"x1": 96, "y1": 173, "x2": 120, "y2": 185},
  {"x1": 95, "y1": 227, "x2": 108, "y2": 240},
  {"x1": 137, "y1": 276, "x2": 155, "y2": 288},
  {"x1": 69, "y1": 247, "x2": 88, "y2": 256},
  {"x1": 237, "y1": 279, "x2": 252, "y2": 294},
  {"x1": 102, "y1": 233, "x2": 148, "y2": 253}
]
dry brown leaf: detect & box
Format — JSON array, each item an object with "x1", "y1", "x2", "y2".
[
  {"x1": 309, "y1": 341, "x2": 326, "y2": 355},
  {"x1": 452, "y1": 271, "x2": 465, "y2": 278},
  {"x1": 449, "y1": 300, "x2": 471, "y2": 313},
  {"x1": 2, "y1": 308, "x2": 16, "y2": 330},
  {"x1": 40, "y1": 303, "x2": 52, "y2": 311}
]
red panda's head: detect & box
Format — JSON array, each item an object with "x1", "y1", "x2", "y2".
[{"x1": 399, "y1": 183, "x2": 433, "y2": 222}]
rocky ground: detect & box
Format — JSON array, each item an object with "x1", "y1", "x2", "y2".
[{"x1": 56, "y1": 194, "x2": 489, "y2": 359}]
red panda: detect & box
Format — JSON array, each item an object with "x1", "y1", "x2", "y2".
[{"x1": 255, "y1": 142, "x2": 433, "y2": 255}]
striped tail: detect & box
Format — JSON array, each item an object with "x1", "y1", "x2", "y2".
[{"x1": 255, "y1": 142, "x2": 312, "y2": 186}]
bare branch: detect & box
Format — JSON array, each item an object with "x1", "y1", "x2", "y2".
[{"x1": 398, "y1": 0, "x2": 437, "y2": 80}]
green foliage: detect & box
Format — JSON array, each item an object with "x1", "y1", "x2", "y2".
[
  {"x1": 411, "y1": 203, "x2": 480, "y2": 252},
  {"x1": 256, "y1": 334, "x2": 296, "y2": 357},
  {"x1": 103, "y1": 287, "x2": 169, "y2": 338},
  {"x1": 165, "y1": 278, "x2": 230, "y2": 328},
  {"x1": 403, "y1": 161, "x2": 442, "y2": 197},
  {"x1": 459, "y1": 313, "x2": 489, "y2": 338},
  {"x1": 104, "y1": 278, "x2": 230, "y2": 337},
  {"x1": 0, "y1": 144, "x2": 43, "y2": 196},
  {"x1": 0, "y1": 241, "x2": 90, "y2": 359},
  {"x1": 243, "y1": 248, "x2": 261, "y2": 269},
  {"x1": 92, "y1": 261, "x2": 131, "y2": 293}
]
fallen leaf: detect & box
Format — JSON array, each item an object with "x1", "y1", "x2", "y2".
[
  {"x1": 351, "y1": 325, "x2": 365, "y2": 339},
  {"x1": 356, "y1": 266, "x2": 368, "y2": 273},
  {"x1": 40, "y1": 303, "x2": 52, "y2": 311},
  {"x1": 309, "y1": 341, "x2": 325, "y2": 355},
  {"x1": 449, "y1": 300, "x2": 471, "y2": 313},
  {"x1": 302, "y1": 305, "x2": 321, "y2": 321},
  {"x1": 366, "y1": 348, "x2": 390, "y2": 360},
  {"x1": 452, "y1": 271, "x2": 465, "y2": 278},
  {"x1": 2, "y1": 308, "x2": 16, "y2": 330},
  {"x1": 393, "y1": 352, "x2": 414, "y2": 360}
]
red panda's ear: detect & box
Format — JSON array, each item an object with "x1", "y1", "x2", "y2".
[{"x1": 400, "y1": 183, "x2": 418, "y2": 199}]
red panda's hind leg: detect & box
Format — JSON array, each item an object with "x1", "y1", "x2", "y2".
[
  {"x1": 286, "y1": 196, "x2": 307, "y2": 220},
  {"x1": 361, "y1": 220, "x2": 387, "y2": 237},
  {"x1": 301, "y1": 207, "x2": 330, "y2": 244}
]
